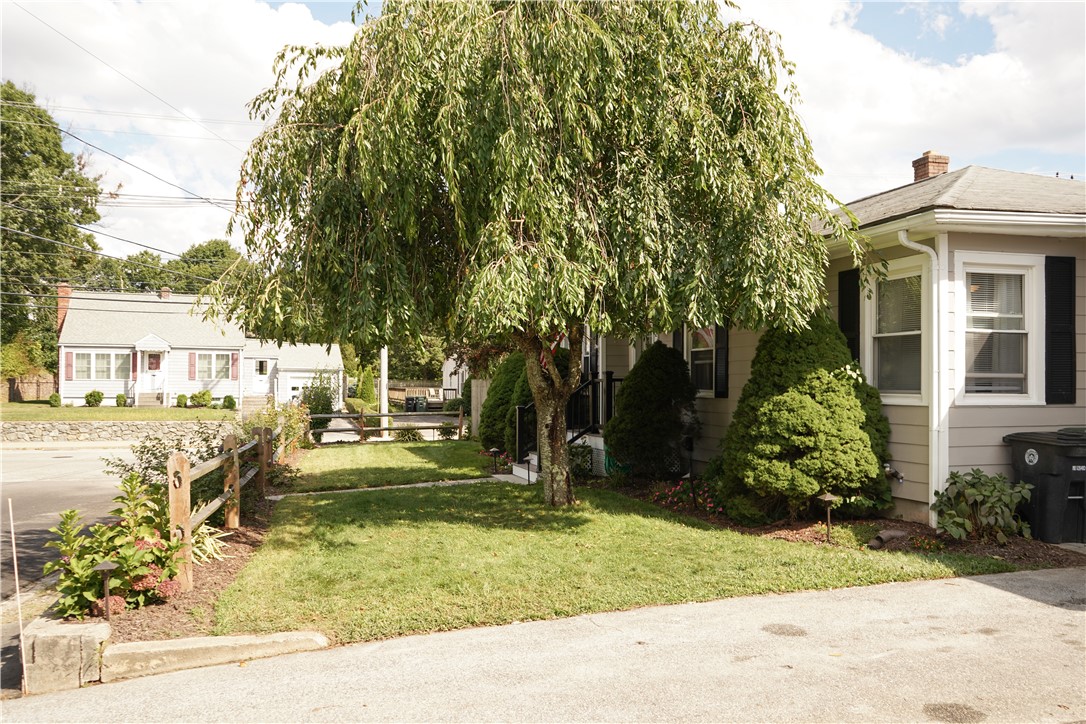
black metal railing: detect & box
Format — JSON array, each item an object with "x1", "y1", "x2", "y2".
[{"x1": 514, "y1": 371, "x2": 622, "y2": 465}]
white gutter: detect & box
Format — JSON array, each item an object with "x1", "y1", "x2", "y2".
[{"x1": 897, "y1": 230, "x2": 944, "y2": 528}]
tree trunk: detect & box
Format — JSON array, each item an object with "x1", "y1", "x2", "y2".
[{"x1": 517, "y1": 327, "x2": 583, "y2": 507}]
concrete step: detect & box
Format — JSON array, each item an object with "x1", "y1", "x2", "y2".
[
  {"x1": 135, "y1": 393, "x2": 162, "y2": 407},
  {"x1": 511, "y1": 461, "x2": 538, "y2": 482}
]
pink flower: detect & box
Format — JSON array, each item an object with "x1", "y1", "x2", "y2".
[
  {"x1": 91, "y1": 595, "x2": 125, "y2": 617},
  {"x1": 156, "y1": 578, "x2": 181, "y2": 599},
  {"x1": 131, "y1": 563, "x2": 164, "y2": 591}
]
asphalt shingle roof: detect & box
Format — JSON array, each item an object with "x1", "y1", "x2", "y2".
[
  {"x1": 842, "y1": 165, "x2": 1086, "y2": 229},
  {"x1": 58, "y1": 291, "x2": 247, "y2": 348},
  {"x1": 243, "y1": 339, "x2": 344, "y2": 370}
]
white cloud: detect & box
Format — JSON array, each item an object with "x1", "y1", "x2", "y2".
[
  {"x1": 2, "y1": 0, "x2": 357, "y2": 259},
  {"x1": 728, "y1": 0, "x2": 1085, "y2": 202}
]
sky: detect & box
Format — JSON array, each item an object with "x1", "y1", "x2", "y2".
[{"x1": 2, "y1": 0, "x2": 1083, "y2": 263}]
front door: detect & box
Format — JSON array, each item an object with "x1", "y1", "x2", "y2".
[
  {"x1": 252, "y1": 359, "x2": 271, "y2": 395},
  {"x1": 143, "y1": 352, "x2": 166, "y2": 393}
]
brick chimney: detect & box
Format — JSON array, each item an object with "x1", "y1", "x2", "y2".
[
  {"x1": 912, "y1": 150, "x2": 950, "y2": 182},
  {"x1": 159, "y1": 287, "x2": 171, "y2": 300},
  {"x1": 57, "y1": 283, "x2": 72, "y2": 332}
]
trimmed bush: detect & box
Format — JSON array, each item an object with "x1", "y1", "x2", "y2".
[
  {"x1": 438, "y1": 421, "x2": 457, "y2": 440},
  {"x1": 713, "y1": 311, "x2": 890, "y2": 520},
  {"x1": 603, "y1": 341, "x2": 698, "y2": 482},
  {"x1": 443, "y1": 397, "x2": 465, "y2": 413},
  {"x1": 461, "y1": 375, "x2": 473, "y2": 413},
  {"x1": 175, "y1": 394, "x2": 188, "y2": 408},
  {"x1": 222, "y1": 395, "x2": 237, "y2": 410},
  {"x1": 115, "y1": 393, "x2": 128, "y2": 408},
  {"x1": 394, "y1": 427, "x2": 424, "y2": 442},
  {"x1": 360, "y1": 366, "x2": 377, "y2": 404},
  {"x1": 478, "y1": 354, "x2": 525, "y2": 452},
  {"x1": 48, "y1": 392, "x2": 61, "y2": 407},
  {"x1": 84, "y1": 390, "x2": 104, "y2": 407},
  {"x1": 189, "y1": 390, "x2": 213, "y2": 408}
]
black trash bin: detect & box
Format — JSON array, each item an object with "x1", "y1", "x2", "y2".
[
  {"x1": 405, "y1": 396, "x2": 418, "y2": 413},
  {"x1": 1003, "y1": 428, "x2": 1086, "y2": 544}
]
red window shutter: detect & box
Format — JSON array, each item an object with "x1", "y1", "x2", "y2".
[
  {"x1": 231, "y1": 352, "x2": 239, "y2": 380},
  {"x1": 188, "y1": 352, "x2": 197, "y2": 380},
  {"x1": 64, "y1": 351, "x2": 73, "y2": 381},
  {"x1": 131, "y1": 351, "x2": 138, "y2": 381}
]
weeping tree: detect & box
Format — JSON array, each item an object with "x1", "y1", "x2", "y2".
[{"x1": 212, "y1": 0, "x2": 864, "y2": 506}]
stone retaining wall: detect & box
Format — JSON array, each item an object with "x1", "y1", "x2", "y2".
[{"x1": 1, "y1": 420, "x2": 238, "y2": 443}]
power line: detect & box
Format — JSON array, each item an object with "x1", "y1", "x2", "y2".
[
  {"x1": 0, "y1": 249, "x2": 232, "y2": 263},
  {"x1": 1, "y1": 118, "x2": 252, "y2": 143},
  {"x1": 0, "y1": 226, "x2": 217, "y2": 283},
  {"x1": 1, "y1": 183, "x2": 241, "y2": 204},
  {"x1": 1, "y1": 290, "x2": 211, "y2": 306},
  {"x1": 3, "y1": 201, "x2": 188, "y2": 258},
  {"x1": 54, "y1": 127, "x2": 235, "y2": 213},
  {"x1": 12, "y1": 2, "x2": 246, "y2": 153},
  {"x1": 0, "y1": 99, "x2": 262, "y2": 126}
]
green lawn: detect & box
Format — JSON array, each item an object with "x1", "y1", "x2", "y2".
[
  {"x1": 1, "y1": 401, "x2": 238, "y2": 421},
  {"x1": 215, "y1": 483, "x2": 1014, "y2": 643},
  {"x1": 290, "y1": 441, "x2": 490, "y2": 493}
]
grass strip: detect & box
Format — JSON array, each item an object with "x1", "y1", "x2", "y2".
[
  {"x1": 290, "y1": 441, "x2": 490, "y2": 493},
  {"x1": 1, "y1": 401, "x2": 237, "y2": 421},
  {"x1": 215, "y1": 483, "x2": 1014, "y2": 643}
]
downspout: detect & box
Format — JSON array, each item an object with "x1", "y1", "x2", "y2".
[{"x1": 897, "y1": 230, "x2": 943, "y2": 528}]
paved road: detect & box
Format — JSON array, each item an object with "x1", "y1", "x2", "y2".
[
  {"x1": 3, "y1": 567, "x2": 1084, "y2": 722},
  {"x1": 1, "y1": 444, "x2": 131, "y2": 697}
]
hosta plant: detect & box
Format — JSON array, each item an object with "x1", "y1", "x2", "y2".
[{"x1": 932, "y1": 468, "x2": 1032, "y2": 544}]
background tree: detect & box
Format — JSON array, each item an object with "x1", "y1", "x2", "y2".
[
  {"x1": 1, "y1": 81, "x2": 102, "y2": 373},
  {"x1": 216, "y1": 0, "x2": 865, "y2": 506},
  {"x1": 387, "y1": 332, "x2": 445, "y2": 381},
  {"x1": 164, "y1": 239, "x2": 246, "y2": 293}
]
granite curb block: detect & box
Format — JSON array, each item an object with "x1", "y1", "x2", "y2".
[
  {"x1": 21, "y1": 609, "x2": 328, "y2": 694},
  {"x1": 100, "y1": 631, "x2": 329, "y2": 683}
]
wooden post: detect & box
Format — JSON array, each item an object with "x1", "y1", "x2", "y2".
[
  {"x1": 457, "y1": 407, "x2": 464, "y2": 440},
  {"x1": 276, "y1": 414, "x2": 286, "y2": 461},
  {"x1": 251, "y1": 427, "x2": 267, "y2": 499},
  {"x1": 358, "y1": 411, "x2": 366, "y2": 443},
  {"x1": 223, "y1": 434, "x2": 240, "y2": 529},
  {"x1": 166, "y1": 451, "x2": 193, "y2": 592}
]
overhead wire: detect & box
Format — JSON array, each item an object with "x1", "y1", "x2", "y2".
[
  {"x1": 12, "y1": 2, "x2": 247, "y2": 153},
  {"x1": 1, "y1": 118, "x2": 252, "y2": 143},
  {"x1": 0, "y1": 99, "x2": 262, "y2": 126}
]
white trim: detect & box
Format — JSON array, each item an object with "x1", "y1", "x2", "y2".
[
  {"x1": 684, "y1": 324, "x2": 716, "y2": 397},
  {"x1": 934, "y1": 234, "x2": 951, "y2": 517},
  {"x1": 861, "y1": 255, "x2": 929, "y2": 406},
  {"x1": 952, "y1": 250, "x2": 1046, "y2": 406}
]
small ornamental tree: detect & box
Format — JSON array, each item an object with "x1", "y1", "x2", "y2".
[
  {"x1": 301, "y1": 370, "x2": 339, "y2": 442},
  {"x1": 603, "y1": 341, "x2": 698, "y2": 482},
  {"x1": 478, "y1": 354, "x2": 525, "y2": 452},
  {"x1": 713, "y1": 311, "x2": 890, "y2": 520},
  {"x1": 213, "y1": 1, "x2": 867, "y2": 506}
]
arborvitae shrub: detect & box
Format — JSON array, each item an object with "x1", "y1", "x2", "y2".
[
  {"x1": 222, "y1": 395, "x2": 237, "y2": 410},
  {"x1": 360, "y1": 366, "x2": 377, "y2": 404},
  {"x1": 176, "y1": 394, "x2": 188, "y2": 408},
  {"x1": 603, "y1": 341, "x2": 698, "y2": 482},
  {"x1": 461, "y1": 375, "x2": 473, "y2": 413},
  {"x1": 504, "y1": 349, "x2": 568, "y2": 457},
  {"x1": 712, "y1": 311, "x2": 890, "y2": 520},
  {"x1": 478, "y1": 354, "x2": 525, "y2": 452}
]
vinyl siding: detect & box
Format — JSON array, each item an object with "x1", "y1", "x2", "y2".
[
  {"x1": 604, "y1": 338, "x2": 631, "y2": 377},
  {"x1": 166, "y1": 349, "x2": 242, "y2": 405},
  {"x1": 59, "y1": 346, "x2": 135, "y2": 405},
  {"x1": 946, "y1": 233, "x2": 1085, "y2": 478},
  {"x1": 690, "y1": 327, "x2": 760, "y2": 470},
  {"x1": 883, "y1": 404, "x2": 930, "y2": 504}
]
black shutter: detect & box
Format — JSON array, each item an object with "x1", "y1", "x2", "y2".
[
  {"x1": 672, "y1": 328, "x2": 684, "y2": 355},
  {"x1": 838, "y1": 268, "x2": 861, "y2": 362},
  {"x1": 714, "y1": 323, "x2": 729, "y2": 399},
  {"x1": 1045, "y1": 256, "x2": 1076, "y2": 404}
]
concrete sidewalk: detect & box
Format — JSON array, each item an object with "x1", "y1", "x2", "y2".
[{"x1": 3, "y1": 567, "x2": 1083, "y2": 723}]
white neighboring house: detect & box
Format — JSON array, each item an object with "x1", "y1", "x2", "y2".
[{"x1": 56, "y1": 285, "x2": 345, "y2": 410}]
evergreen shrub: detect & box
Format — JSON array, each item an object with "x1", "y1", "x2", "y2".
[
  {"x1": 461, "y1": 375, "x2": 473, "y2": 414},
  {"x1": 48, "y1": 392, "x2": 61, "y2": 407},
  {"x1": 175, "y1": 394, "x2": 188, "y2": 408},
  {"x1": 478, "y1": 354, "x2": 525, "y2": 452},
  {"x1": 115, "y1": 393, "x2": 128, "y2": 408},
  {"x1": 301, "y1": 370, "x2": 339, "y2": 442},
  {"x1": 84, "y1": 390, "x2": 104, "y2": 407},
  {"x1": 189, "y1": 390, "x2": 213, "y2": 407},
  {"x1": 602, "y1": 341, "x2": 698, "y2": 483},
  {"x1": 222, "y1": 395, "x2": 237, "y2": 410},
  {"x1": 713, "y1": 311, "x2": 890, "y2": 520},
  {"x1": 360, "y1": 366, "x2": 377, "y2": 404}
]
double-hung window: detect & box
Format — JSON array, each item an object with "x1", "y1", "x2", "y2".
[
  {"x1": 688, "y1": 327, "x2": 715, "y2": 394},
  {"x1": 196, "y1": 353, "x2": 231, "y2": 380},
  {"x1": 72, "y1": 351, "x2": 130, "y2": 380},
  {"x1": 74, "y1": 353, "x2": 92, "y2": 380},
  {"x1": 864, "y1": 258, "x2": 926, "y2": 401},
  {"x1": 956, "y1": 251, "x2": 1044, "y2": 404}
]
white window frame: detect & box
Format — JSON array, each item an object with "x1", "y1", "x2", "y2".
[
  {"x1": 954, "y1": 251, "x2": 1045, "y2": 406},
  {"x1": 74, "y1": 352, "x2": 92, "y2": 380},
  {"x1": 861, "y1": 256, "x2": 929, "y2": 406},
  {"x1": 685, "y1": 325, "x2": 716, "y2": 397},
  {"x1": 75, "y1": 351, "x2": 131, "y2": 381},
  {"x1": 196, "y1": 352, "x2": 231, "y2": 381}
]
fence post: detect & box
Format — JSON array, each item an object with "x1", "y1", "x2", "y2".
[
  {"x1": 457, "y1": 407, "x2": 464, "y2": 441},
  {"x1": 276, "y1": 414, "x2": 286, "y2": 461},
  {"x1": 167, "y1": 451, "x2": 193, "y2": 592},
  {"x1": 358, "y1": 411, "x2": 366, "y2": 443},
  {"x1": 251, "y1": 427, "x2": 267, "y2": 499},
  {"x1": 223, "y1": 434, "x2": 240, "y2": 529}
]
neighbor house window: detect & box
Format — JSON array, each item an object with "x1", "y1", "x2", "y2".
[
  {"x1": 255, "y1": 360, "x2": 268, "y2": 376},
  {"x1": 74, "y1": 353, "x2": 92, "y2": 380},
  {"x1": 688, "y1": 327, "x2": 715, "y2": 393},
  {"x1": 114, "y1": 354, "x2": 130, "y2": 380},
  {"x1": 94, "y1": 353, "x2": 112, "y2": 380},
  {"x1": 965, "y1": 271, "x2": 1027, "y2": 394},
  {"x1": 197, "y1": 353, "x2": 231, "y2": 380},
  {"x1": 873, "y1": 273, "x2": 922, "y2": 394},
  {"x1": 955, "y1": 251, "x2": 1044, "y2": 404}
]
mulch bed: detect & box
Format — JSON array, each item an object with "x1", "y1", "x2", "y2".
[{"x1": 92, "y1": 480, "x2": 1085, "y2": 645}]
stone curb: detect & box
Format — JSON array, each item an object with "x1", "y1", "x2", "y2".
[{"x1": 100, "y1": 631, "x2": 329, "y2": 683}]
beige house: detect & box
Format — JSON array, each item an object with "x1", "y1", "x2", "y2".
[{"x1": 580, "y1": 152, "x2": 1084, "y2": 525}]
